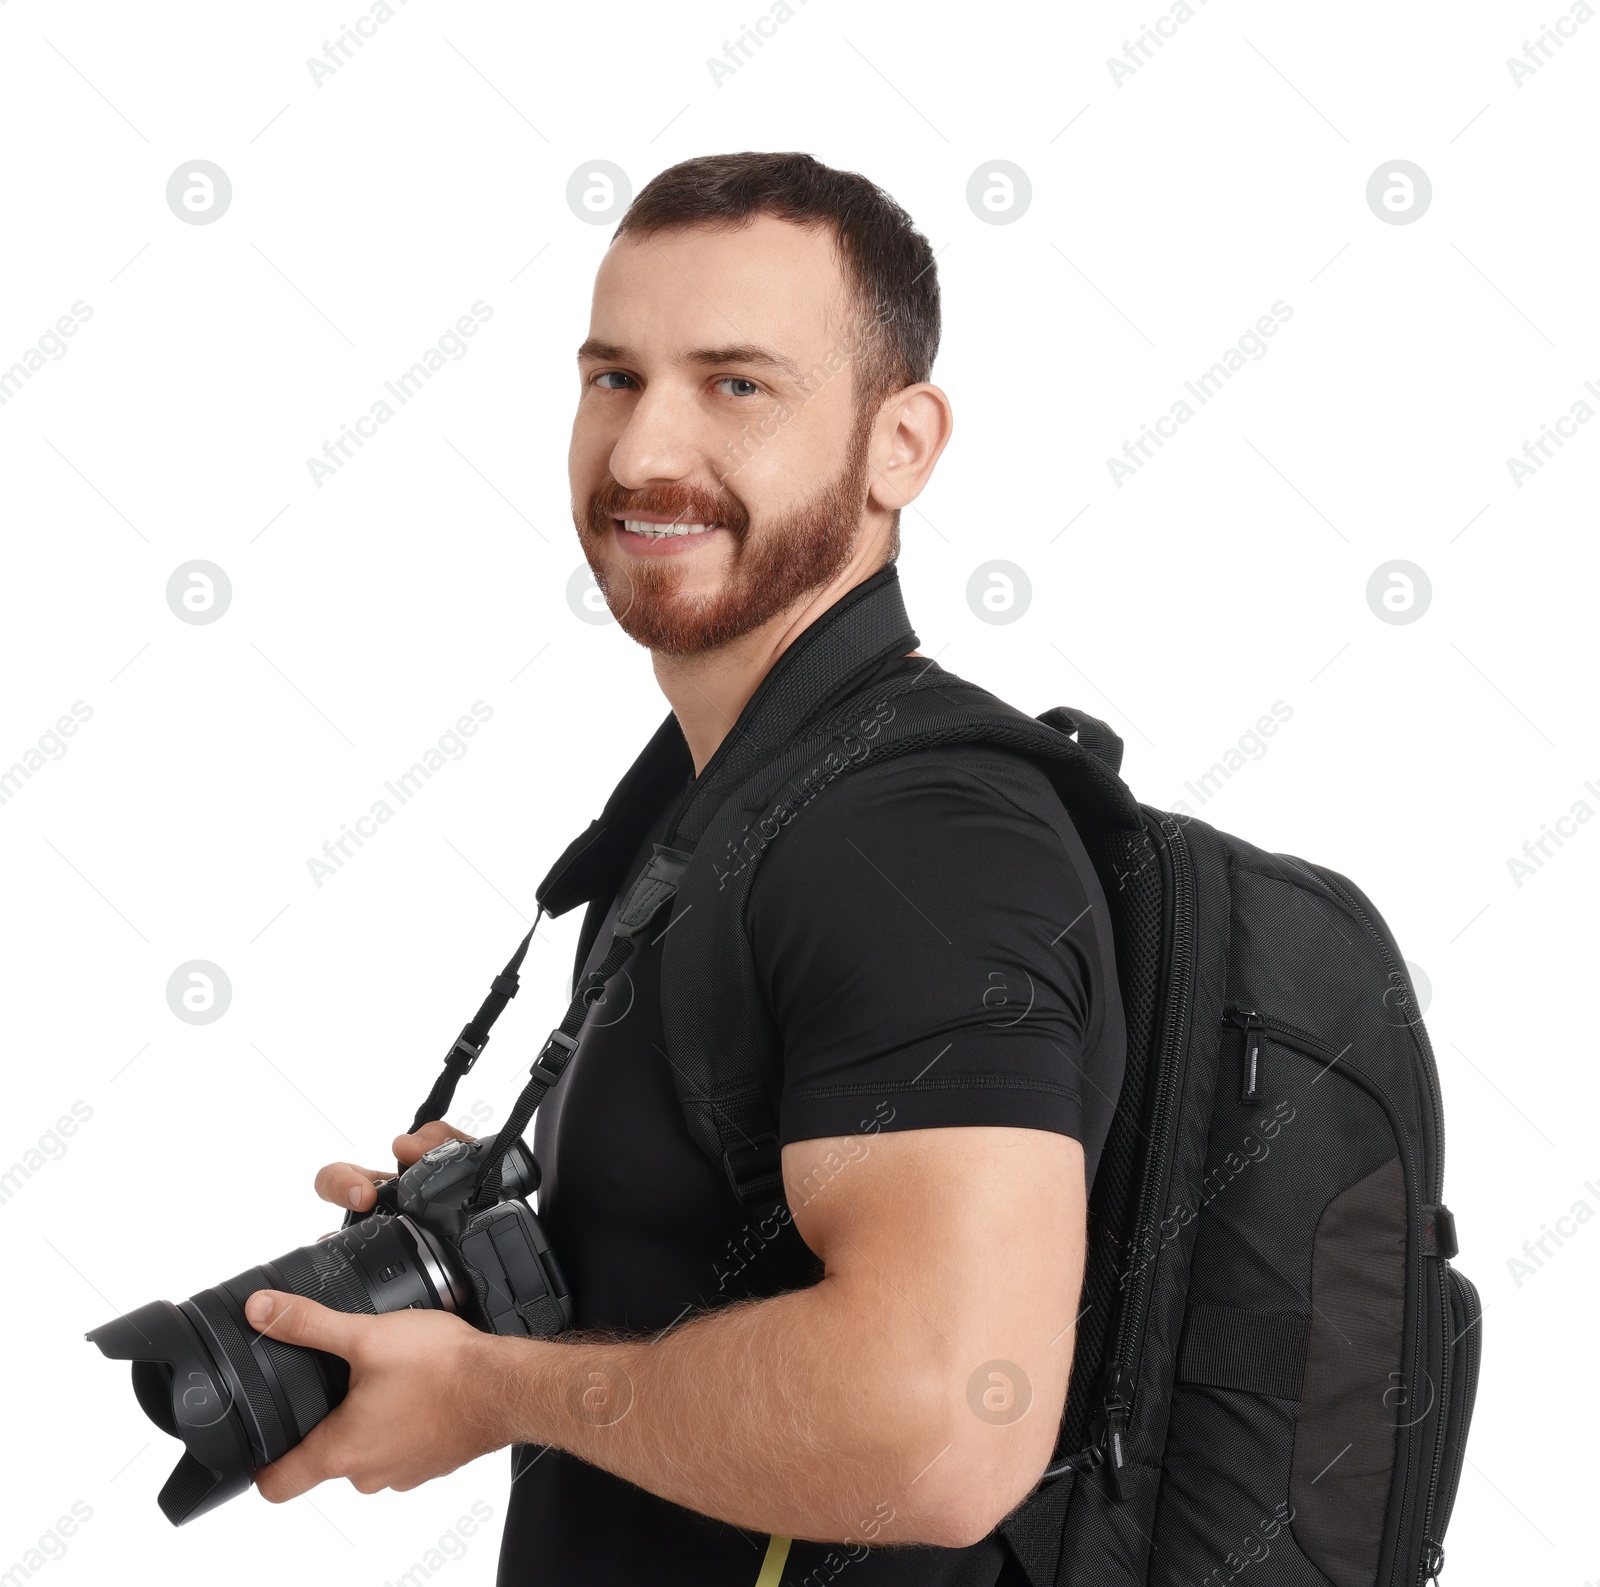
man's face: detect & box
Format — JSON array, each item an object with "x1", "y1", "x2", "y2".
[{"x1": 570, "y1": 216, "x2": 883, "y2": 654}]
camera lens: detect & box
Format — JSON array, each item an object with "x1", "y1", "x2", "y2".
[
  {"x1": 87, "y1": 1212, "x2": 457, "y2": 1526},
  {"x1": 87, "y1": 1132, "x2": 542, "y2": 1525}
]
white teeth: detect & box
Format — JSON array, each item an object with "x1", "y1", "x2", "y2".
[{"x1": 621, "y1": 519, "x2": 717, "y2": 539}]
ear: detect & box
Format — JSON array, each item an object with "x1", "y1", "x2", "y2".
[{"x1": 866, "y1": 384, "x2": 954, "y2": 515}]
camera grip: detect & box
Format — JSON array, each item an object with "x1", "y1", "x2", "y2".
[{"x1": 458, "y1": 1201, "x2": 573, "y2": 1338}]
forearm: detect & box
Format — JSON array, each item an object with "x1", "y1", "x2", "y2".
[{"x1": 475, "y1": 1272, "x2": 971, "y2": 1548}]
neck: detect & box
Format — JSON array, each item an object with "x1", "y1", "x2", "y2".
[{"x1": 651, "y1": 556, "x2": 903, "y2": 777}]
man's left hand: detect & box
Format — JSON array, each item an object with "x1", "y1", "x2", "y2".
[{"x1": 245, "y1": 1290, "x2": 511, "y2": 1502}]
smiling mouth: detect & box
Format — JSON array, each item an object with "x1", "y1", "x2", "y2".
[{"x1": 614, "y1": 517, "x2": 723, "y2": 540}]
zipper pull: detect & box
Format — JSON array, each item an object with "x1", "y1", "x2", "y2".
[
  {"x1": 1224, "y1": 1004, "x2": 1264, "y2": 1104},
  {"x1": 1100, "y1": 1378, "x2": 1130, "y2": 1500},
  {"x1": 1422, "y1": 1537, "x2": 1445, "y2": 1581}
]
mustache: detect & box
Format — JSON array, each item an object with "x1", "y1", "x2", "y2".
[{"x1": 589, "y1": 479, "x2": 749, "y2": 535}]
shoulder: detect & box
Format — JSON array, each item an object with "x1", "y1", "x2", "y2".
[
  {"x1": 744, "y1": 736, "x2": 1127, "y2": 1169},
  {"x1": 743, "y1": 739, "x2": 1108, "y2": 959},
  {"x1": 754, "y1": 739, "x2": 1088, "y2": 873}
]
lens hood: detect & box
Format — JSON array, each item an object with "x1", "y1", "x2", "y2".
[
  {"x1": 86, "y1": 1299, "x2": 254, "y2": 1525},
  {"x1": 86, "y1": 1133, "x2": 560, "y2": 1525}
]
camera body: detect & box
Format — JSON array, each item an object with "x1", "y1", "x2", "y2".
[
  {"x1": 350, "y1": 1134, "x2": 574, "y2": 1339},
  {"x1": 86, "y1": 1131, "x2": 572, "y2": 1526}
]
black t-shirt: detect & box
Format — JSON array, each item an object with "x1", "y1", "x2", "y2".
[{"x1": 497, "y1": 655, "x2": 1125, "y2": 1587}]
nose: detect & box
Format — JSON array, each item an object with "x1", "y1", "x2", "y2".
[{"x1": 607, "y1": 384, "x2": 706, "y2": 492}]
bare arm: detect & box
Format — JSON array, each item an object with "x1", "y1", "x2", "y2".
[
  {"x1": 475, "y1": 1123, "x2": 1086, "y2": 1549},
  {"x1": 263, "y1": 1122, "x2": 1086, "y2": 1548}
]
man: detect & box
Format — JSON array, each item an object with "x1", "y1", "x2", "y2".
[{"x1": 246, "y1": 152, "x2": 1126, "y2": 1586}]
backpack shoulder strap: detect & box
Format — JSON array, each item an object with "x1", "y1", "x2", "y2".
[
  {"x1": 534, "y1": 560, "x2": 922, "y2": 991},
  {"x1": 659, "y1": 664, "x2": 1143, "y2": 1210},
  {"x1": 534, "y1": 709, "x2": 695, "y2": 991}
]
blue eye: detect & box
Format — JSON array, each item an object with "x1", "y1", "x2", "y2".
[
  {"x1": 593, "y1": 371, "x2": 636, "y2": 390},
  {"x1": 716, "y1": 377, "x2": 762, "y2": 398}
]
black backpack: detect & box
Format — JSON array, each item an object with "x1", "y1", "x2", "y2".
[{"x1": 438, "y1": 564, "x2": 1480, "y2": 1587}]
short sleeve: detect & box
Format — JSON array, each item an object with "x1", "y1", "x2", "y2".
[{"x1": 745, "y1": 744, "x2": 1126, "y2": 1183}]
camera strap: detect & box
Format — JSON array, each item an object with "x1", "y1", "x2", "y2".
[
  {"x1": 404, "y1": 917, "x2": 544, "y2": 1137},
  {"x1": 461, "y1": 843, "x2": 692, "y2": 1209},
  {"x1": 407, "y1": 563, "x2": 917, "y2": 1212},
  {"x1": 402, "y1": 839, "x2": 691, "y2": 1210}
]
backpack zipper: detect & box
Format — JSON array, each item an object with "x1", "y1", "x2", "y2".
[
  {"x1": 1221, "y1": 1004, "x2": 1266, "y2": 1102},
  {"x1": 1424, "y1": 1267, "x2": 1481, "y2": 1581},
  {"x1": 1098, "y1": 811, "x2": 1197, "y2": 1496}
]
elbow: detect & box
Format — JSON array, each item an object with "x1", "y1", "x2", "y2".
[
  {"x1": 917, "y1": 1503, "x2": 1005, "y2": 1553},
  {"x1": 914, "y1": 1465, "x2": 1045, "y2": 1551},
  {"x1": 893, "y1": 1394, "x2": 1058, "y2": 1550}
]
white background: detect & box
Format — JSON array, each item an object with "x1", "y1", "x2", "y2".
[{"x1": 1, "y1": 1, "x2": 1594, "y2": 1583}]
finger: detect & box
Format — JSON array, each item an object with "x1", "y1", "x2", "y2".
[
  {"x1": 393, "y1": 1120, "x2": 476, "y2": 1166},
  {"x1": 246, "y1": 1290, "x2": 363, "y2": 1360},
  {"x1": 255, "y1": 1417, "x2": 346, "y2": 1504},
  {"x1": 314, "y1": 1161, "x2": 391, "y2": 1212}
]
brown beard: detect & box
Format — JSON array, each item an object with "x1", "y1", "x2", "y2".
[{"x1": 576, "y1": 418, "x2": 875, "y2": 655}]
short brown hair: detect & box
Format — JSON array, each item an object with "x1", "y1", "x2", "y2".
[{"x1": 613, "y1": 151, "x2": 941, "y2": 420}]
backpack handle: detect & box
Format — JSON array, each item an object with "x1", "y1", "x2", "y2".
[{"x1": 1038, "y1": 706, "x2": 1125, "y2": 776}]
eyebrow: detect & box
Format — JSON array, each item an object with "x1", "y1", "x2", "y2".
[{"x1": 576, "y1": 338, "x2": 803, "y2": 381}]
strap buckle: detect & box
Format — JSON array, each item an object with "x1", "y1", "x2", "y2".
[
  {"x1": 536, "y1": 1027, "x2": 578, "y2": 1069},
  {"x1": 524, "y1": 1029, "x2": 580, "y2": 1093},
  {"x1": 722, "y1": 1132, "x2": 782, "y2": 1205},
  {"x1": 450, "y1": 1030, "x2": 487, "y2": 1071}
]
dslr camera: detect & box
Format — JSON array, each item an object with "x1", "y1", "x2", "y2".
[
  {"x1": 86, "y1": 1132, "x2": 572, "y2": 1525},
  {"x1": 85, "y1": 849, "x2": 673, "y2": 1526}
]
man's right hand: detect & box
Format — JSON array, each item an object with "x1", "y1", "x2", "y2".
[{"x1": 314, "y1": 1120, "x2": 478, "y2": 1215}]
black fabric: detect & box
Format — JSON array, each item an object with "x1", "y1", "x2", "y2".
[
  {"x1": 750, "y1": 720, "x2": 1122, "y2": 1166},
  {"x1": 1071, "y1": 806, "x2": 1220, "y2": 1579},
  {"x1": 1174, "y1": 1304, "x2": 1309, "y2": 1402},
  {"x1": 536, "y1": 712, "x2": 696, "y2": 920},
  {"x1": 655, "y1": 651, "x2": 1144, "y2": 1278},
  {"x1": 995, "y1": 1471, "x2": 1073, "y2": 1587},
  {"x1": 496, "y1": 653, "x2": 1125, "y2": 1587},
  {"x1": 1145, "y1": 1385, "x2": 1329, "y2": 1587},
  {"x1": 1288, "y1": 1156, "x2": 1406, "y2": 1587},
  {"x1": 1134, "y1": 828, "x2": 1463, "y2": 1587},
  {"x1": 1433, "y1": 1267, "x2": 1481, "y2": 1552},
  {"x1": 1035, "y1": 705, "x2": 1124, "y2": 777},
  {"x1": 1058, "y1": 823, "x2": 1165, "y2": 1458},
  {"x1": 661, "y1": 562, "x2": 921, "y2": 854}
]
